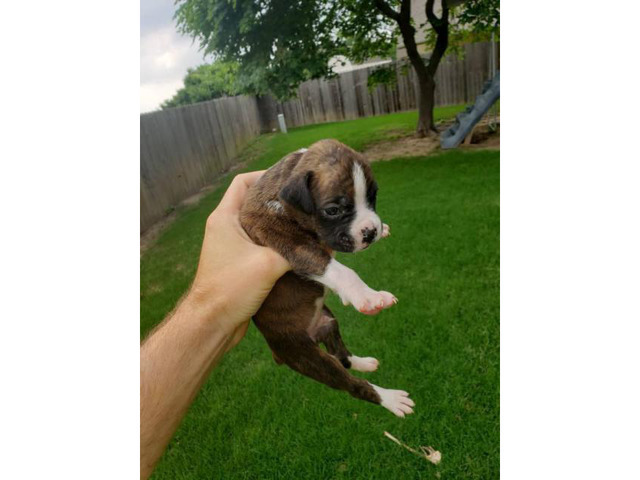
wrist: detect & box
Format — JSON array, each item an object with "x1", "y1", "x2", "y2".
[
  {"x1": 169, "y1": 292, "x2": 241, "y2": 356},
  {"x1": 180, "y1": 287, "x2": 221, "y2": 320},
  {"x1": 180, "y1": 286, "x2": 241, "y2": 338}
]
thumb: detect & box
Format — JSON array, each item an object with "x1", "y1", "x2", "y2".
[{"x1": 259, "y1": 247, "x2": 291, "y2": 283}]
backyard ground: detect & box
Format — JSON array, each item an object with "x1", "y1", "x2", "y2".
[{"x1": 141, "y1": 107, "x2": 499, "y2": 479}]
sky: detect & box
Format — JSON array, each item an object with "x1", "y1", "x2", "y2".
[{"x1": 140, "y1": 0, "x2": 212, "y2": 113}]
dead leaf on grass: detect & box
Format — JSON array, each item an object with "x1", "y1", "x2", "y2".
[{"x1": 383, "y1": 431, "x2": 442, "y2": 465}]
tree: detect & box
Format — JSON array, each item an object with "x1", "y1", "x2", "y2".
[
  {"x1": 377, "y1": 0, "x2": 449, "y2": 135},
  {"x1": 175, "y1": 0, "x2": 498, "y2": 136},
  {"x1": 161, "y1": 61, "x2": 239, "y2": 109}
]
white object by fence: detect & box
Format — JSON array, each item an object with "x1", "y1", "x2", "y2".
[{"x1": 277, "y1": 114, "x2": 288, "y2": 134}]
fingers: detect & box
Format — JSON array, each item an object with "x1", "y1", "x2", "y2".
[
  {"x1": 216, "y1": 171, "x2": 266, "y2": 215},
  {"x1": 209, "y1": 170, "x2": 290, "y2": 283}
]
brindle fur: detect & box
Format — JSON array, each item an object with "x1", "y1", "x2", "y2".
[{"x1": 239, "y1": 139, "x2": 382, "y2": 405}]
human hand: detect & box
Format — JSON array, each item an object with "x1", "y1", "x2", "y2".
[{"x1": 186, "y1": 171, "x2": 290, "y2": 349}]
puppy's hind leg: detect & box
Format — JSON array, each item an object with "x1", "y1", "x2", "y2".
[
  {"x1": 277, "y1": 339, "x2": 415, "y2": 416},
  {"x1": 315, "y1": 306, "x2": 379, "y2": 373},
  {"x1": 280, "y1": 340, "x2": 380, "y2": 405}
]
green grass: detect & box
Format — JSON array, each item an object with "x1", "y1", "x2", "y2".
[{"x1": 141, "y1": 107, "x2": 499, "y2": 479}]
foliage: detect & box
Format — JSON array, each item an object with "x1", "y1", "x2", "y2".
[
  {"x1": 367, "y1": 63, "x2": 399, "y2": 90},
  {"x1": 141, "y1": 108, "x2": 499, "y2": 479},
  {"x1": 175, "y1": 0, "x2": 499, "y2": 120},
  {"x1": 161, "y1": 61, "x2": 240, "y2": 109},
  {"x1": 364, "y1": 0, "x2": 500, "y2": 87},
  {"x1": 425, "y1": 0, "x2": 500, "y2": 58},
  {"x1": 174, "y1": 0, "x2": 497, "y2": 100},
  {"x1": 456, "y1": 0, "x2": 500, "y2": 33},
  {"x1": 175, "y1": 1, "x2": 346, "y2": 99},
  {"x1": 335, "y1": 0, "x2": 398, "y2": 65}
]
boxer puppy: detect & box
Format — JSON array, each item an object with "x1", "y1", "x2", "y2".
[{"x1": 239, "y1": 139, "x2": 414, "y2": 417}]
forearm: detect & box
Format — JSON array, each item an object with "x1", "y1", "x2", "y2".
[{"x1": 140, "y1": 295, "x2": 229, "y2": 479}]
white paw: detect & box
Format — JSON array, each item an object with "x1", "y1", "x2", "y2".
[
  {"x1": 346, "y1": 288, "x2": 397, "y2": 315},
  {"x1": 349, "y1": 355, "x2": 379, "y2": 372},
  {"x1": 314, "y1": 260, "x2": 397, "y2": 315},
  {"x1": 382, "y1": 223, "x2": 390, "y2": 238},
  {"x1": 371, "y1": 384, "x2": 415, "y2": 418}
]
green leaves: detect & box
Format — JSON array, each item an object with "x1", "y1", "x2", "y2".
[
  {"x1": 171, "y1": 0, "x2": 499, "y2": 102},
  {"x1": 174, "y1": 0, "x2": 346, "y2": 100},
  {"x1": 367, "y1": 63, "x2": 399, "y2": 89},
  {"x1": 161, "y1": 61, "x2": 240, "y2": 109},
  {"x1": 456, "y1": 0, "x2": 500, "y2": 33}
]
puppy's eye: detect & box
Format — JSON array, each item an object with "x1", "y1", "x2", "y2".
[{"x1": 324, "y1": 206, "x2": 340, "y2": 217}]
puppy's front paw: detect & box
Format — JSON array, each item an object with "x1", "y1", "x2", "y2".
[
  {"x1": 382, "y1": 223, "x2": 390, "y2": 238},
  {"x1": 354, "y1": 289, "x2": 397, "y2": 315},
  {"x1": 371, "y1": 384, "x2": 415, "y2": 418},
  {"x1": 348, "y1": 355, "x2": 379, "y2": 372}
]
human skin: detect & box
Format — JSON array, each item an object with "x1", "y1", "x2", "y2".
[{"x1": 140, "y1": 171, "x2": 290, "y2": 479}]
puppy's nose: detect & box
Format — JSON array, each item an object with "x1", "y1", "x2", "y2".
[{"x1": 362, "y1": 227, "x2": 377, "y2": 244}]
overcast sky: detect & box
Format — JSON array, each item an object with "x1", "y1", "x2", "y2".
[{"x1": 140, "y1": 0, "x2": 212, "y2": 113}]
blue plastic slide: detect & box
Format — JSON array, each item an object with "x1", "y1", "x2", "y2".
[{"x1": 440, "y1": 71, "x2": 500, "y2": 149}]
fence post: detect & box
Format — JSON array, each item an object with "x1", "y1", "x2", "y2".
[{"x1": 277, "y1": 114, "x2": 288, "y2": 133}]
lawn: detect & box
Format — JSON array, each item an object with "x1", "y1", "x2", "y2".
[{"x1": 141, "y1": 107, "x2": 499, "y2": 479}]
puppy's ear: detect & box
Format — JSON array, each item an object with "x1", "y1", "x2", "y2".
[{"x1": 280, "y1": 171, "x2": 315, "y2": 214}]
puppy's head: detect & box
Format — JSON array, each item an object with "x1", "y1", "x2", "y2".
[{"x1": 279, "y1": 140, "x2": 382, "y2": 253}]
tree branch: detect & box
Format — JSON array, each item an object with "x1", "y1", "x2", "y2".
[
  {"x1": 374, "y1": 0, "x2": 427, "y2": 81},
  {"x1": 374, "y1": 0, "x2": 400, "y2": 22},
  {"x1": 426, "y1": 0, "x2": 448, "y2": 34},
  {"x1": 399, "y1": 0, "x2": 411, "y2": 23},
  {"x1": 425, "y1": 0, "x2": 449, "y2": 76}
]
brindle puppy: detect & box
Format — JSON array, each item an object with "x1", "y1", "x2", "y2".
[{"x1": 240, "y1": 139, "x2": 414, "y2": 417}]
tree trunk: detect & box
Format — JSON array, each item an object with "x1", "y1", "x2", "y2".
[
  {"x1": 396, "y1": 16, "x2": 433, "y2": 137},
  {"x1": 416, "y1": 75, "x2": 436, "y2": 137},
  {"x1": 374, "y1": 0, "x2": 448, "y2": 137}
]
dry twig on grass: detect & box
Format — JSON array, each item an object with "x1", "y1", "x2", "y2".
[{"x1": 383, "y1": 431, "x2": 442, "y2": 465}]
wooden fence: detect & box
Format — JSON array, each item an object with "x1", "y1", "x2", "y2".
[
  {"x1": 140, "y1": 42, "x2": 499, "y2": 232},
  {"x1": 140, "y1": 95, "x2": 262, "y2": 232},
  {"x1": 260, "y1": 42, "x2": 499, "y2": 130}
]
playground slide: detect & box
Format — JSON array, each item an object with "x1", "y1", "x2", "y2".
[{"x1": 440, "y1": 71, "x2": 500, "y2": 149}]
